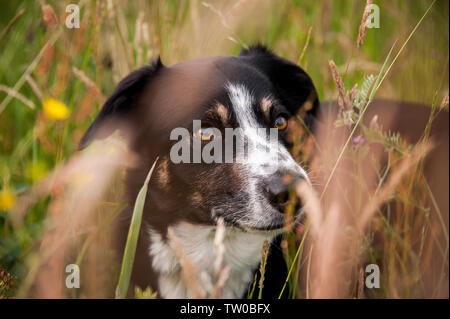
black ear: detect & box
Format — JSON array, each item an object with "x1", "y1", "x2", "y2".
[
  {"x1": 239, "y1": 44, "x2": 319, "y2": 126},
  {"x1": 79, "y1": 58, "x2": 164, "y2": 150}
]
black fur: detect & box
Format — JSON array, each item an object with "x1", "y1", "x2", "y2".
[{"x1": 79, "y1": 57, "x2": 164, "y2": 150}]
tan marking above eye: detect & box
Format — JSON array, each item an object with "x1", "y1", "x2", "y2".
[
  {"x1": 215, "y1": 103, "x2": 228, "y2": 125},
  {"x1": 261, "y1": 97, "x2": 273, "y2": 119},
  {"x1": 274, "y1": 116, "x2": 288, "y2": 130},
  {"x1": 196, "y1": 128, "x2": 215, "y2": 141}
]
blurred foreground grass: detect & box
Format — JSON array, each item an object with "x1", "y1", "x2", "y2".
[{"x1": 0, "y1": 0, "x2": 448, "y2": 298}]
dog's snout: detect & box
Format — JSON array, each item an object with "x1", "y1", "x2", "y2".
[{"x1": 263, "y1": 172, "x2": 304, "y2": 213}]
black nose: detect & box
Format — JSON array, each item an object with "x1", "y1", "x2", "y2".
[
  {"x1": 270, "y1": 189, "x2": 290, "y2": 211},
  {"x1": 264, "y1": 173, "x2": 303, "y2": 213}
]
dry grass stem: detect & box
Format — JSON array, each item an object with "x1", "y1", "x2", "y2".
[
  {"x1": 358, "y1": 141, "x2": 433, "y2": 230},
  {"x1": 357, "y1": 0, "x2": 373, "y2": 49},
  {"x1": 167, "y1": 227, "x2": 206, "y2": 298},
  {"x1": 329, "y1": 60, "x2": 347, "y2": 111}
]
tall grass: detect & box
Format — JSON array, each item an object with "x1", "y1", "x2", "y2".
[
  {"x1": 0, "y1": 0, "x2": 448, "y2": 298},
  {"x1": 116, "y1": 158, "x2": 158, "y2": 299}
]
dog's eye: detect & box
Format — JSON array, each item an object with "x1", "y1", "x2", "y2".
[
  {"x1": 274, "y1": 116, "x2": 288, "y2": 131},
  {"x1": 196, "y1": 128, "x2": 215, "y2": 141}
]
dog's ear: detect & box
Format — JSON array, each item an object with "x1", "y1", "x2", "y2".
[
  {"x1": 79, "y1": 57, "x2": 164, "y2": 149},
  {"x1": 240, "y1": 44, "x2": 319, "y2": 126}
]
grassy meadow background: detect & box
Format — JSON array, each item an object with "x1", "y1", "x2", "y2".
[{"x1": 0, "y1": 0, "x2": 448, "y2": 298}]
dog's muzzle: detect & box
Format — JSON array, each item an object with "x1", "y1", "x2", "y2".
[{"x1": 262, "y1": 171, "x2": 306, "y2": 218}]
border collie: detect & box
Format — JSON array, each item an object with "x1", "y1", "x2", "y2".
[{"x1": 80, "y1": 45, "x2": 317, "y2": 299}]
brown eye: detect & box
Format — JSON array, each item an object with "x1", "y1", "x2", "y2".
[
  {"x1": 274, "y1": 116, "x2": 288, "y2": 131},
  {"x1": 196, "y1": 128, "x2": 215, "y2": 141}
]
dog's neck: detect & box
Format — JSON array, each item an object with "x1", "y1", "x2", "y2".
[{"x1": 147, "y1": 222, "x2": 273, "y2": 298}]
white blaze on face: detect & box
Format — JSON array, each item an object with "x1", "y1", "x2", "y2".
[{"x1": 226, "y1": 83, "x2": 309, "y2": 181}]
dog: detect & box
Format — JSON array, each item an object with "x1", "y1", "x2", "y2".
[
  {"x1": 80, "y1": 45, "x2": 317, "y2": 298},
  {"x1": 80, "y1": 45, "x2": 448, "y2": 298}
]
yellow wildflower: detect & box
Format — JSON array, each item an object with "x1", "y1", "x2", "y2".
[
  {"x1": 27, "y1": 161, "x2": 48, "y2": 182},
  {"x1": 43, "y1": 97, "x2": 70, "y2": 120},
  {"x1": 0, "y1": 187, "x2": 16, "y2": 211}
]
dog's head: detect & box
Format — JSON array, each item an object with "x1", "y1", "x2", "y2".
[{"x1": 81, "y1": 45, "x2": 318, "y2": 233}]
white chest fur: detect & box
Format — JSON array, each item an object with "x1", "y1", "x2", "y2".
[{"x1": 148, "y1": 222, "x2": 274, "y2": 298}]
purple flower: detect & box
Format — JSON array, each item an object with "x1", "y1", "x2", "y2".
[{"x1": 352, "y1": 135, "x2": 366, "y2": 148}]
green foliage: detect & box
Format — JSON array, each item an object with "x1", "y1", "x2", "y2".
[
  {"x1": 116, "y1": 159, "x2": 158, "y2": 299},
  {"x1": 355, "y1": 74, "x2": 375, "y2": 110},
  {"x1": 135, "y1": 286, "x2": 158, "y2": 299},
  {"x1": 0, "y1": 0, "x2": 448, "y2": 298}
]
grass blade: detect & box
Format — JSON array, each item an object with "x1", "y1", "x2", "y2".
[
  {"x1": 115, "y1": 158, "x2": 158, "y2": 299},
  {"x1": 258, "y1": 240, "x2": 269, "y2": 299},
  {"x1": 247, "y1": 272, "x2": 258, "y2": 299},
  {"x1": 278, "y1": 224, "x2": 310, "y2": 299},
  {"x1": 0, "y1": 9, "x2": 25, "y2": 48},
  {"x1": 373, "y1": 0, "x2": 437, "y2": 93}
]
